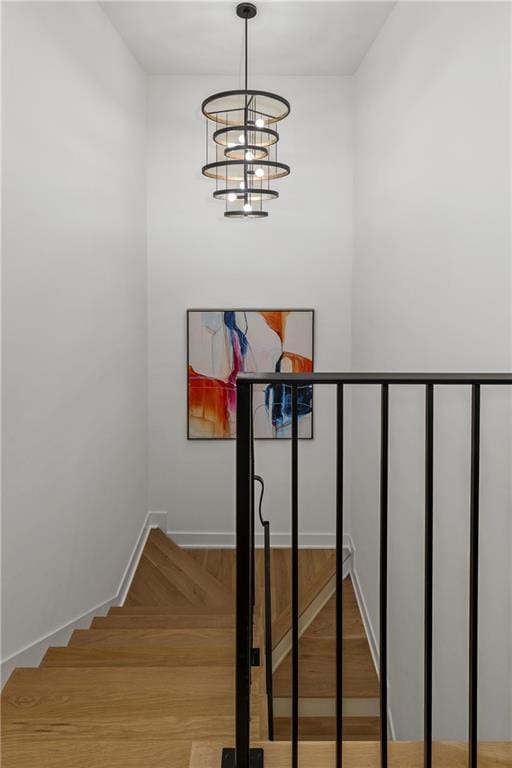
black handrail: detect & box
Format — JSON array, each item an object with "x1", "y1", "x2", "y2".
[
  {"x1": 231, "y1": 372, "x2": 512, "y2": 768},
  {"x1": 254, "y1": 474, "x2": 274, "y2": 740}
]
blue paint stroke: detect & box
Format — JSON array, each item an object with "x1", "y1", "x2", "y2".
[
  {"x1": 224, "y1": 311, "x2": 249, "y2": 362},
  {"x1": 265, "y1": 353, "x2": 312, "y2": 431}
]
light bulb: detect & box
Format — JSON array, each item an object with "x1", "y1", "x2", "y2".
[
  {"x1": 255, "y1": 118, "x2": 265, "y2": 128},
  {"x1": 255, "y1": 168, "x2": 264, "y2": 178},
  {"x1": 243, "y1": 203, "x2": 252, "y2": 213},
  {"x1": 227, "y1": 192, "x2": 237, "y2": 202},
  {"x1": 238, "y1": 133, "x2": 245, "y2": 144},
  {"x1": 239, "y1": 182, "x2": 245, "y2": 190},
  {"x1": 245, "y1": 151, "x2": 254, "y2": 161},
  {"x1": 227, "y1": 142, "x2": 235, "y2": 148}
]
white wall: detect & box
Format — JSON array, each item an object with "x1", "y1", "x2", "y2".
[
  {"x1": 351, "y1": 1, "x2": 511, "y2": 740},
  {"x1": 2, "y1": 2, "x2": 147, "y2": 669},
  {"x1": 147, "y1": 75, "x2": 353, "y2": 543}
]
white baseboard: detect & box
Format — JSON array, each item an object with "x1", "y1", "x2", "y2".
[
  {"x1": 1, "y1": 510, "x2": 168, "y2": 688},
  {"x1": 114, "y1": 511, "x2": 168, "y2": 606},
  {"x1": 168, "y1": 530, "x2": 353, "y2": 550},
  {"x1": 0, "y1": 595, "x2": 114, "y2": 688},
  {"x1": 348, "y1": 536, "x2": 396, "y2": 741}
]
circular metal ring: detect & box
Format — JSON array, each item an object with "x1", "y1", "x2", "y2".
[
  {"x1": 225, "y1": 209, "x2": 268, "y2": 219},
  {"x1": 202, "y1": 159, "x2": 290, "y2": 182},
  {"x1": 224, "y1": 144, "x2": 268, "y2": 161},
  {"x1": 213, "y1": 125, "x2": 279, "y2": 148},
  {"x1": 202, "y1": 90, "x2": 290, "y2": 126},
  {"x1": 213, "y1": 188, "x2": 279, "y2": 202}
]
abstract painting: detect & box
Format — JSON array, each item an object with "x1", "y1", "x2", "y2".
[{"x1": 187, "y1": 309, "x2": 314, "y2": 439}]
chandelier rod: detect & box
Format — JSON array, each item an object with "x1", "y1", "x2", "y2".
[
  {"x1": 243, "y1": 14, "x2": 249, "y2": 204},
  {"x1": 245, "y1": 14, "x2": 248, "y2": 97}
]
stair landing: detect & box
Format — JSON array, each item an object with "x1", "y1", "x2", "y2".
[{"x1": 190, "y1": 740, "x2": 512, "y2": 768}]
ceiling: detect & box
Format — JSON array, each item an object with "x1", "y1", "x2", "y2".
[{"x1": 101, "y1": 1, "x2": 395, "y2": 76}]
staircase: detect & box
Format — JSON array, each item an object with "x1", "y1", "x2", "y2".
[
  {"x1": 3, "y1": 529, "x2": 510, "y2": 768},
  {"x1": 1, "y1": 529, "x2": 247, "y2": 768},
  {"x1": 0, "y1": 532, "x2": 355, "y2": 767}
]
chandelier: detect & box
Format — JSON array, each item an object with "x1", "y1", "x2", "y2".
[{"x1": 201, "y1": 3, "x2": 291, "y2": 219}]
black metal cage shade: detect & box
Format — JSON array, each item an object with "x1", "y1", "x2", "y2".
[
  {"x1": 201, "y1": 4, "x2": 290, "y2": 219},
  {"x1": 202, "y1": 90, "x2": 290, "y2": 126}
]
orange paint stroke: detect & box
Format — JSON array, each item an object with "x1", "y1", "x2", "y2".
[
  {"x1": 259, "y1": 311, "x2": 290, "y2": 343},
  {"x1": 280, "y1": 352, "x2": 313, "y2": 373},
  {"x1": 188, "y1": 366, "x2": 234, "y2": 438}
]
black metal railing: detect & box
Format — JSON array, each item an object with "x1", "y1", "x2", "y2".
[
  {"x1": 254, "y1": 474, "x2": 274, "y2": 740},
  {"x1": 228, "y1": 372, "x2": 512, "y2": 768}
]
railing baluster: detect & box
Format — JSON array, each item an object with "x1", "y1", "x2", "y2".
[
  {"x1": 424, "y1": 384, "x2": 434, "y2": 768},
  {"x1": 380, "y1": 383, "x2": 389, "y2": 768},
  {"x1": 469, "y1": 384, "x2": 481, "y2": 768},
  {"x1": 291, "y1": 384, "x2": 299, "y2": 768},
  {"x1": 250, "y1": 411, "x2": 256, "y2": 664},
  {"x1": 336, "y1": 383, "x2": 344, "y2": 768},
  {"x1": 235, "y1": 380, "x2": 252, "y2": 768},
  {"x1": 263, "y1": 518, "x2": 274, "y2": 739},
  {"x1": 255, "y1": 474, "x2": 275, "y2": 740}
]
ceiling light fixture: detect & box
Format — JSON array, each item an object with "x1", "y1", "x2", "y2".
[{"x1": 201, "y1": 2, "x2": 290, "y2": 219}]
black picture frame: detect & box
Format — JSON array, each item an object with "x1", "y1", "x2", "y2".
[{"x1": 187, "y1": 308, "x2": 315, "y2": 440}]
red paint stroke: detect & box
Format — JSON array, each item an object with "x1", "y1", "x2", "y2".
[{"x1": 188, "y1": 366, "x2": 235, "y2": 438}]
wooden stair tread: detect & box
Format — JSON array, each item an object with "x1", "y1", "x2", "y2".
[
  {"x1": 69, "y1": 628, "x2": 235, "y2": 647},
  {"x1": 41, "y1": 645, "x2": 233, "y2": 667},
  {"x1": 2, "y1": 666, "x2": 238, "y2": 741},
  {"x1": 273, "y1": 637, "x2": 379, "y2": 698},
  {"x1": 1, "y1": 738, "x2": 194, "y2": 768},
  {"x1": 91, "y1": 613, "x2": 234, "y2": 629},
  {"x1": 189, "y1": 741, "x2": 512, "y2": 768},
  {"x1": 109, "y1": 604, "x2": 234, "y2": 615},
  {"x1": 274, "y1": 716, "x2": 380, "y2": 741}
]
